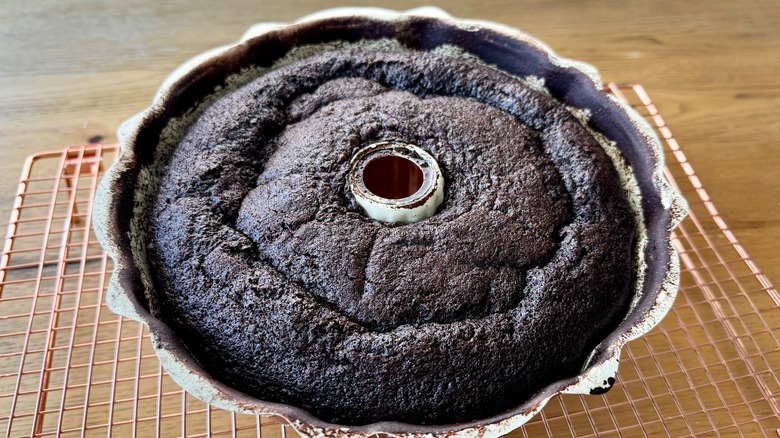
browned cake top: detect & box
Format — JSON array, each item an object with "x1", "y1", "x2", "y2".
[{"x1": 146, "y1": 49, "x2": 635, "y2": 425}]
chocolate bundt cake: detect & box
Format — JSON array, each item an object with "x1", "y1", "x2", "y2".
[{"x1": 145, "y1": 48, "x2": 636, "y2": 425}]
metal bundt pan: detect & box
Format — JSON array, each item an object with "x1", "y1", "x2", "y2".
[{"x1": 93, "y1": 7, "x2": 689, "y2": 437}]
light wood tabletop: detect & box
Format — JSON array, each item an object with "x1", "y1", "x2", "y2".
[{"x1": 0, "y1": 0, "x2": 778, "y2": 436}]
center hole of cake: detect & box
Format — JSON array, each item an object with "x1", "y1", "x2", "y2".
[{"x1": 362, "y1": 155, "x2": 424, "y2": 200}]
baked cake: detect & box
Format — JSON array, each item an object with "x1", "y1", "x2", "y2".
[
  {"x1": 146, "y1": 48, "x2": 635, "y2": 425},
  {"x1": 94, "y1": 7, "x2": 687, "y2": 436}
]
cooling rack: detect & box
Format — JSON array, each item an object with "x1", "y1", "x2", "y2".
[{"x1": 0, "y1": 84, "x2": 778, "y2": 437}]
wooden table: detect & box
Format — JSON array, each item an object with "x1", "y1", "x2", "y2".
[{"x1": 0, "y1": 0, "x2": 778, "y2": 436}]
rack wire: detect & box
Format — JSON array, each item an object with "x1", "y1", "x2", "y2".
[{"x1": 0, "y1": 84, "x2": 778, "y2": 437}]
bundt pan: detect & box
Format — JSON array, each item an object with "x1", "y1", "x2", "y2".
[{"x1": 93, "y1": 6, "x2": 688, "y2": 437}]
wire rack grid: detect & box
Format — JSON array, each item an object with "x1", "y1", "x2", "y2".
[{"x1": 0, "y1": 84, "x2": 778, "y2": 437}]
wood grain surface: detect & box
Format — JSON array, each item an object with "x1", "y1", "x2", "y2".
[{"x1": 0, "y1": 0, "x2": 778, "y2": 434}]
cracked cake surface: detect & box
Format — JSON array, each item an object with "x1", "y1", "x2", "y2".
[{"x1": 146, "y1": 48, "x2": 636, "y2": 425}]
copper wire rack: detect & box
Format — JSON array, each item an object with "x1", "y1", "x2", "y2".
[{"x1": 0, "y1": 83, "x2": 778, "y2": 437}]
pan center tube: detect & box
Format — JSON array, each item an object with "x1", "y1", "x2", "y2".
[{"x1": 348, "y1": 141, "x2": 444, "y2": 224}]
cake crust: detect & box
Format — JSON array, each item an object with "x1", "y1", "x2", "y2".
[{"x1": 146, "y1": 49, "x2": 636, "y2": 425}]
